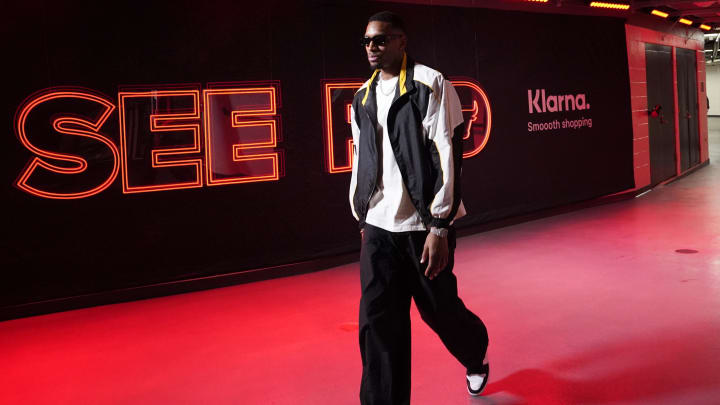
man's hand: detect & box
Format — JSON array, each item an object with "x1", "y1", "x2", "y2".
[{"x1": 421, "y1": 232, "x2": 448, "y2": 280}]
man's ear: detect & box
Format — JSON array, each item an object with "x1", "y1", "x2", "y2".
[{"x1": 399, "y1": 36, "x2": 407, "y2": 52}]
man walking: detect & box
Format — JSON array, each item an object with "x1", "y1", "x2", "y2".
[{"x1": 349, "y1": 10, "x2": 490, "y2": 405}]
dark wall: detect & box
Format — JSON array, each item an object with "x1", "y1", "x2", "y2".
[{"x1": 2, "y1": 1, "x2": 633, "y2": 308}]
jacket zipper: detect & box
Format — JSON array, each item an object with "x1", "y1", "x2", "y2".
[
  {"x1": 361, "y1": 89, "x2": 412, "y2": 215},
  {"x1": 362, "y1": 108, "x2": 377, "y2": 215}
]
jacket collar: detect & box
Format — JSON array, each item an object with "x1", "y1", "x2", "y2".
[
  {"x1": 398, "y1": 52, "x2": 415, "y2": 96},
  {"x1": 360, "y1": 53, "x2": 416, "y2": 127},
  {"x1": 361, "y1": 52, "x2": 416, "y2": 107}
]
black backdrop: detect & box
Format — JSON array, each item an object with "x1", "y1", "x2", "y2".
[{"x1": 2, "y1": 1, "x2": 633, "y2": 308}]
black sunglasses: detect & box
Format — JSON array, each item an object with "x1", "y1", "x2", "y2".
[{"x1": 361, "y1": 34, "x2": 403, "y2": 47}]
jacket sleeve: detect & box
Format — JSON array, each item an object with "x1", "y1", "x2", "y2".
[
  {"x1": 422, "y1": 76, "x2": 466, "y2": 228},
  {"x1": 349, "y1": 104, "x2": 360, "y2": 221}
]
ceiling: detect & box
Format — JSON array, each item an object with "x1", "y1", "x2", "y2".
[
  {"x1": 628, "y1": 0, "x2": 720, "y2": 62},
  {"x1": 512, "y1": 0, "x2": 720, "y2": 28},
  {"x1": 506, "y1": 0, "x2": 720, "y2": 62},
  {"x1": 630, "y1": 1, "x2": 720, "y2": 26},
  {"x1": 391, "y1": 0, "x2": 720, "y2": 61}
]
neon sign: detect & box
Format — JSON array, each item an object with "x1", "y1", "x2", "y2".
[
  {"x1": 203, "y1": 87, "x2": 280, "y2": 186},
  {"x1": 15, "y1": 83, "x2": 283, "y2": 199},
  {"x1": 321, "y1": 80, "x2": 364, "y2": 173},
  {"x1": 15, "y1": 90, "x2": 119, "y2": 199},
  {"x1": 204, "y1": 86, "x2": 281, "y2": 186},
  {"x1": 451, "y1": 78, "x2": 492, "y2": 159},
  {"x1": 321, "y1": 77, "x2": 492, "y2": 172},
  {"x1": 118, "y1": 89, "x2": 204, "y2": 193},
  {"x1": 15, "y1": 78, "x2": 490, "y2": 199}
]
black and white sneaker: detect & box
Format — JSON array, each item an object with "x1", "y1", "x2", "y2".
[{"x1": 466, "y1": 355, "x2": 489, "y2": 396}]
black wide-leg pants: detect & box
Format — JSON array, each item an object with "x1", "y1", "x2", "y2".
[{"x1": 358, "y1": 223, "x2": 489, "y2": 405}]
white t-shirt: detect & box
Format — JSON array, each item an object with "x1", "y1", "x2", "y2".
[{"x1": 364, "y1": 75, "x2": 426, "y2": 232}]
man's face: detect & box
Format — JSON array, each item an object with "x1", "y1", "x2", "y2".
[{"x1": 364, "y1": 21, "x2": 406, "y2": 71}]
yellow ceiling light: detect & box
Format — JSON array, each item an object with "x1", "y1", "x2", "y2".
[
  {"x1": 589, "y1": 2, "x2": 630, "y2": 10},
  {"x1": 650, "y1": 10, "x2": 669, "y2": 18}
]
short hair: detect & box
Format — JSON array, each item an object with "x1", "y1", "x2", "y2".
[{"x1": 368, "y1": 11, "x2": 406, "y2": 34}]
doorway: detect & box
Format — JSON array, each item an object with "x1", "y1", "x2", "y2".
[
  {"x1": 645, "y1": 43, "x2": 676, "y2": 185},
  {"x1": 676, "y1": 47, "x2": 700, "y2": 171}
]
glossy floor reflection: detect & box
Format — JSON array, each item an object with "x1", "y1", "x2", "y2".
[{"x1": 1, "y1": 120, "x2": 718, "y2": 404}]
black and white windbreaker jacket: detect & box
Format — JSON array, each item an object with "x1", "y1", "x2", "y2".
[{"x1": 349, "y1": 53, "x2": 467, "y2": 230}]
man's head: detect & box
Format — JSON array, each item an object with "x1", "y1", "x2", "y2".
[{"x1": 363, "y1": 11, "x2": 407, "y2": 72}]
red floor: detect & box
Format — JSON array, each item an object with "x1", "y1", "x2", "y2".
[{"x1": 2, "y1": 121, "x2": 719, "y2": 404}]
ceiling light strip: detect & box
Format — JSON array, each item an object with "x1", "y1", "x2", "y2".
[{"x1": 589, "y1": 2, "x2": 630, "y2": 10}]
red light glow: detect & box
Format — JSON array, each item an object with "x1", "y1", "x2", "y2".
[
  {"x1": 118, "y1": 90, "x2": 204, "y2": 194},
  {"x1": 203, "y1": 86, "x2": 281, "y2": 185},
  {"x1": 450, "y1": 79, "x2": 493, "y2": 159},
  {"x1": 14, "y1": 90, "x2": 119, "y2": 199},
  {"x1": 14, "y1": 79, "x2": 489, "y2": 197},
  {"x1": 322, "y1": 81, "x2": 364, "y2": 174}
]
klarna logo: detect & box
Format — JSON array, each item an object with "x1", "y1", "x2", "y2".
[{"x1": 527, "y1": 89, "x2": 590, "y2": 114}]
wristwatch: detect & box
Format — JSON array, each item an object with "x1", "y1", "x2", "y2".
[{"x1": 430, "y1": 227, "x2": 448, "y2": 238}]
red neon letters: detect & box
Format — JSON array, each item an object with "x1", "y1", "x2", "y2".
[
  {"x1": 321, "y1": 77, "x2": 492, "y2": 173},
  {"x1": 118, "y1": 89, "x2": 204, "y2": 193},
  {"x1": 322, "y1": 80, "x2": 364, "y2": 173},
  {"x1": 15, "y1": 83, "x2": 283, "y2": 199},
  {"x1": 15, "y1": 90, "x2": 119, "y2": 199},
  {"x1": 204, "y1": 86, "x2": 281, "y2": 185},
  {"x1": 14, "y1": 79, "x2": 489, "y2": 199}
]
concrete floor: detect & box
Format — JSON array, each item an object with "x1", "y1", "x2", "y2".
[{"x1": 1, "y1": 119, "x2": 718, "y2": 404}]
